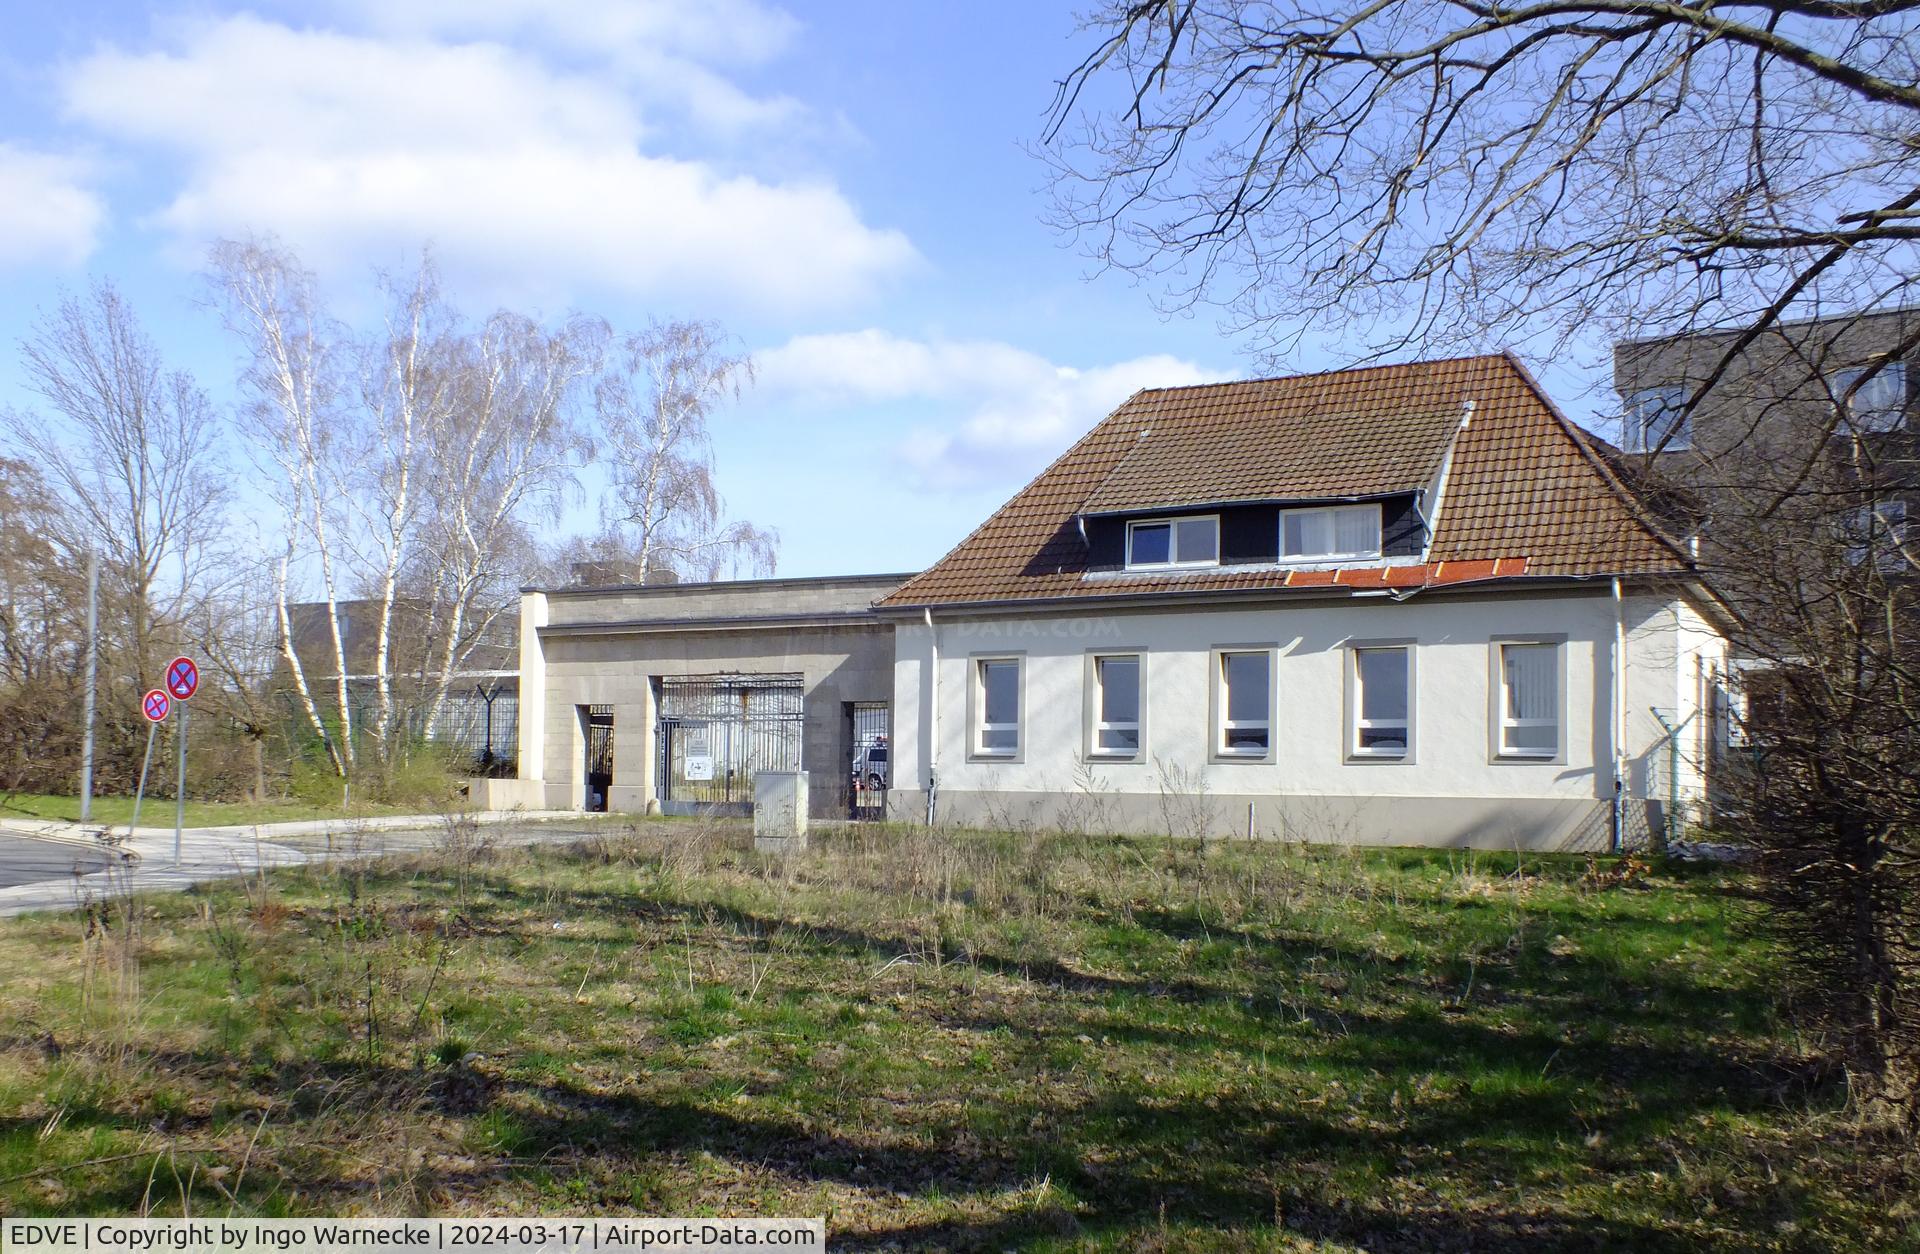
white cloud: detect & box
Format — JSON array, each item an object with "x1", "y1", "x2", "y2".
[
  {"x1": 0, "y1": 145, "x2": 103, "y2": 268},
  {"x1": 330, "y1": 0, "x2": 810, "y2": 139},
  {"x1": 336, "y1": 0, "x2": 801, "y2": 67},
  {"x1": 56, "y1": 15, "x2": 913, "y2": 311},
  {"x1": 757, "y1": 329, "x2": 1219, "y2": 487}
]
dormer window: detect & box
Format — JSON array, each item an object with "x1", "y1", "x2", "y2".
[
  {"x1": 1126, "y1": 514, "x2": 1219, "y2": 569},
  {"x1": 1279, "y1": 504, "x2": 1381, "y2": 562}
]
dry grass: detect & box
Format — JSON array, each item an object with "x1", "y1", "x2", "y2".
[{"x1": 0, "y1": 819, "x2": 1911, "y2": 1251}]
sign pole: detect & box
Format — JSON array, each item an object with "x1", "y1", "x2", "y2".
[
  {"x1": 79, "y1": 550, "x2": 97, "y2": 823},
  {"x1": 162, "y1": 657, "x2": 200, "y2": 866},
  {"x1": 174, "y1": 704, "x2": 188, "y2": 865}
]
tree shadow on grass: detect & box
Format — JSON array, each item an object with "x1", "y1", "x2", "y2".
[
  {"x1": 8, "y1": 1022, "x2": 1842, "y2": 1248},
  {"x1": 486, "y1": 1066, "x2": 1754, "y2": 1253}
]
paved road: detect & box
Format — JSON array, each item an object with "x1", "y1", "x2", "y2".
[
  {"x1": 0, "y1": 832, "x2": 113, "y2": 889},
  {"x1": 0, "y1": 816, "x2": 627, "y2": 916}
]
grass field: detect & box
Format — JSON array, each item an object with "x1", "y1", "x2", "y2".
[
  {"x1": 0, "y1": 822, "x2": 1910, "y2": 1251},
  {"x1": 0, "y1": 793, "x2": 455, "y2": 829}
]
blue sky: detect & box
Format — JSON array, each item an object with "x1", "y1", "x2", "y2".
[{"x1": 0, "y1": 0, "x2": 1617, "y2": 580}]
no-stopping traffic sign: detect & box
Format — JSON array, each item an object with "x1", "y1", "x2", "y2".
[
  {"x1": 165, "y1": 655, "x2": 199, "y2": 701},
  {"x1": 142, "y1": 689, "x2": 170, "y2": 722}
]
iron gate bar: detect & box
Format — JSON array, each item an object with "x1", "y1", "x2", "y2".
[
  {"x1": 848, "y1": 701, "x2": 890, "y2": 821},
  {"x1": 656, "y1": 674, "x2": 804, "y2": 815}
]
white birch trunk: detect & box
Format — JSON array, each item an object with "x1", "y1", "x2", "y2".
[{"x1": 275, "y1": 554, "x2": 344, "y2": 776}]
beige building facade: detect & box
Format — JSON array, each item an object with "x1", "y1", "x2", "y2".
[{"x1": 505, "y1": 574, "x2": 907, "y2": 816}]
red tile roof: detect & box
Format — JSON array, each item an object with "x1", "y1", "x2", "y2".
[
  {"x1": 1080, "y1": 377, "x2": 1457, "y2": 513},
  {"x1": 877, "y1": 353, "x2": 1692, "y2": 609}
]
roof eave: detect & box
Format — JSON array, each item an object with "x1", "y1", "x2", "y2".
[{"x1": 873, "y1": 569, "x2": 1688, "y2": 616}]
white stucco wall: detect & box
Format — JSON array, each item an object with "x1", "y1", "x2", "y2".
[
  {"x1": 891, "y1": 586, "x2": 1721, "y2": 847},
  {"x1": 1621, "y1": 595, "x2": 1727, "y2": 821}
]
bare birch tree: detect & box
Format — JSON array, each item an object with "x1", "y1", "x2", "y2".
[
  {"x1": 348, "y1": 259, "x2": 459, "y2": 758},
  {"x1": 206, "y1": 238, "x2": 353, "y2": 774},
  {"x1": 212, "y1": 238, "x2": 613, "y2": 775},
  {"x1": 596, "y1": 320, "x2": 776, "y2": 582},
  {"x1": 414, "y1": 311, "x2": 603, "y2": 737}
]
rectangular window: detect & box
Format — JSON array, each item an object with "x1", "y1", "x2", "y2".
[
  {"x1": 1841, "y1": 499, "x2": 1909, "y2": 571},
  {"x1": 1833, "y1": 363, "x2": 1908, "y2": 433},
  {"x1": 975, "y1": 658, "x2": 1020, "y2": 756},
  {"x1": 1352, "y1": 646, "x2": 1410, "y2": 758},
  {"x1": 1217, "y1": 650, "x2": 1271, "y2": 755},
  {"x1": 1126, "y1": 515, "x2": 1219, "y2": 569},
  {"x1": 1090, "y1": 654, "x2": 1141, "y2": 756},
  {"x1": 1498, "y1": 642, "x2": 1560, "y2": 758},
  {"x1": 1279, "y1": 504, "x2": 1381, "y2": 561},
  {"x1": 1624, "y1": 385, "x2": 1690, "y2": 452}
]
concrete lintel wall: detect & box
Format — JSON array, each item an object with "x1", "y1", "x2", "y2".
[{"x1": 538, "y1": 573, "x2": 912, "y2": 628}]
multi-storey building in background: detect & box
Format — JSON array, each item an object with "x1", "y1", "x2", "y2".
[{"x1": 1613, "y1": 306, "x2": 1919, "y2": 577}]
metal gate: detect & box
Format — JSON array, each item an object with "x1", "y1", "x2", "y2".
[
  {"x1": 656, "y1": 674, "x2": 804, "y2": 816},
  {"x1": 847, "y1": 702, "x2": 889, "y2": 820},
  {"x1": 584, "y1": 705, "x2": 613, "y2": 812}
]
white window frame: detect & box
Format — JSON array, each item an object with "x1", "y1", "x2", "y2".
[
  {"x1": 1085, "y1": 651, "x2": 1145, "y2": 761},
  {"x1": 1278, "y1": 503, "x2": 1383, "y2": 563},
  {"x1": 1125, "y1": 514, "x2": 1221, "y2": 570},
  {"x1": 1490, "y1": 638, "x2": 1565, "y2": 762},
  {"x1": 1347, "y1": 643, "x2": 1414, "y2": 762},
  {"x1": 1832, "y1": 363, "x2": 1908, "y2": 434},
  {"x1": 970, "y1": 655, "x2": 1023, "y2": 760},
  {"x1": 1624, "y1": 385, "x2": 1691, "y2": 452},
  {"x1": 1211, "y1": 646, "x2": 1276, "y2": 761}
]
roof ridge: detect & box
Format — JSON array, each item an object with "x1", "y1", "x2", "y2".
[
  {"x1": 1129, "y1": 351, "x2": 1509, "y2": 397},
  {"x1": 877, "y1": 392, "x2": 1152, "y2": 607}
]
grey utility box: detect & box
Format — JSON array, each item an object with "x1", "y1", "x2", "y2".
[{"x1": 753, "y1": 771, "x2": 809, "y2": 854}]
